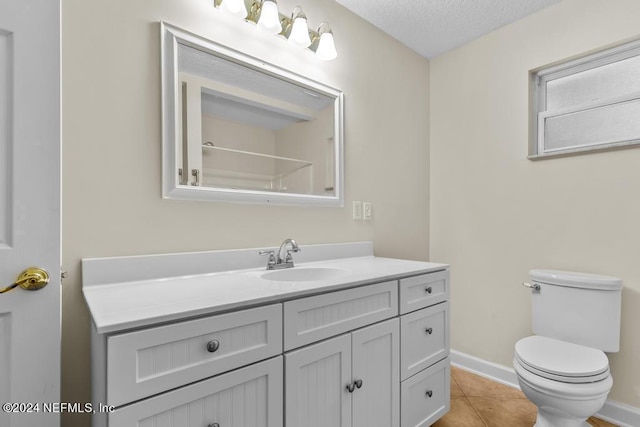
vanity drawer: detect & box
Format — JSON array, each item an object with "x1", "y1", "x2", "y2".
[
  {"x1": 284, "y1": 281, "x2": 398, "y2": 350},
  {"x1": 109, "y1": 356, "x2": 283, "y2": 427},
  {"x1": 400, "y1": 302, "x2": 449, "y2": 380},
  {"x1": 106, "y1": 304, "x2": 282, "y2": 407},
  {"x1": 401, "y1": 357, "x2": 450, "y2": 427},
  {"x1": 399, "y1": 270, "x2": 449, "y2": 314}
]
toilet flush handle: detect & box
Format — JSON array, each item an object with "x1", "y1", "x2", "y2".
[{"x1": 522, "y1": 282, "x2": 541, "y2": 291}]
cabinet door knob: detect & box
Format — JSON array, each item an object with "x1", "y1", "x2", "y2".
[
  {"x1": 346, "y1": 382, "x2": 356, "y2": 393},
  {"x1": 425, "y1": 286, "x2": 432, "y2": 294},
  {"x1": 426, "y1": 390, "x2": 433, "y2": 398},
  {"x1": 206, "y1": 340, "x2": 220, "y2": 353},
  {"x1": 354, "y1": 379, "x2": 363, "y2": 389},
  {"x1": 425, "y1": 327, "x2": 433, "y2": 335}
]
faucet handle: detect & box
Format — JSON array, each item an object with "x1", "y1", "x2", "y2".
[
  {"x1": 285, "y1": 246, "x2": 302, "y2": 262},
  {"x1": 259, "y1": 250, "x2": 275, "y2": 261},
  {"x1": 284, "y1": 250, "x2": 294, "y2": 263},
  {"x1": 259, "y1": 250, "x2": 277, "y2": 268}
]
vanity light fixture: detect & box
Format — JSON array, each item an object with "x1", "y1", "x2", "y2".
[
  {"x1": 284, "y1": 6, "x2": 311, "y2": 48},
  {"x1": 248, "y1": 0, "x2": 282, "y2": 34},
  {"x1": 214, "y1": 0, "x2": 247, "y2": 19},
  {"x1": 312, "y1": 22, "x2": 337, "y2": 61},
  {"x1": 213, "y1": 1, "x2": 337, "y2": 60}
]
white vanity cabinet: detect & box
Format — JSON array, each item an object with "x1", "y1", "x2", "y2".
[{"x1": 85, "y1": 245, "x2": 450, "y2": 427}]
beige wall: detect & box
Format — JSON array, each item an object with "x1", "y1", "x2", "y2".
[
  {"x1": 430, "y1": 0, "x2": 640, "y2": 408},
  {"x1": 61, "y1": 0, "x2": 429, "y2": 425}
]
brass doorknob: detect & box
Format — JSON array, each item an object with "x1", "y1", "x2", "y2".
[{"x1": 0, "y1": 267, "x2": 50, "y2": 294}]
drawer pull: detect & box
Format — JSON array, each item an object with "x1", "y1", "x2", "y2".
[
  {"x1": 208, "y1": 424, "x2": 220, "y2": 427},
  {"x1": 426, "y1": 390, "x2": 433, "y2": 398},
  {"x1": 206, "y1": 340, "x2": 220, "y2": 353},
  {"x1": 425, "y1": 327, "x2": 433, "y2": 335},
  {"x1": 425, "y1": 286, "x2": 432, "y2": 294}
]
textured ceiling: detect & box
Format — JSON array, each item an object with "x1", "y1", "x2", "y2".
[{"x1": 335, "y1": 0, "x2": 561, "y2": 58}]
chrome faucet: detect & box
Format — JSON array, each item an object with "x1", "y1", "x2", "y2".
[{"x1": 259, "y1": 238, "x2": 301, "y2": 270}]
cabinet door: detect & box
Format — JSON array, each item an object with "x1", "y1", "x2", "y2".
[
  {"x1": 285, "y1": 334, "x2": 352, "y2": 427},
  {"x1": 108, "y1": 357, "x2": 283, "y2": 427},
  {"x1": 352, "y1": 319, "x2": 400, "y2": 427}
]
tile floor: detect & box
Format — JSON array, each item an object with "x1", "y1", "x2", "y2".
[{"x1": 432, "y1": 366, "x2": 618, "y2": 427}]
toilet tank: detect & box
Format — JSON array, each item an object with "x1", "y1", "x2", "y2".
[{"x1": 530, "y1": 269, "x2": 622, "y2": 352}]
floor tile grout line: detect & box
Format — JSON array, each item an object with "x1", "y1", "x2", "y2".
[
  {"x1": 451, "y1": 374, "x2": 465, "y2": 397},
  {"x1": 465, "y1": 396, "x2": 490, "y2": 427},
  {"x1": 452, "y1": 373, "x2": 490, "y2": 427}
]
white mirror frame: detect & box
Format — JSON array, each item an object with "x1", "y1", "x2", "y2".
[{"x1": 160, "y1": 22, "x2": 344, "y2": 206}]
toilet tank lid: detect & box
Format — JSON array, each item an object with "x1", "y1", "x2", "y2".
[{"x1": 530, "y1": 269, "x2": 622, "y2": 291}]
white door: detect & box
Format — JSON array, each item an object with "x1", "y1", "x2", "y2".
[
  {"x1": 285, "y1": 334, "x2": 352, "y2": 427},
  {"x1": 352, "y1": 318, "x2": 400, "y2": 427},
  {"x1": 0, "y1": 0, "x2": 61, "y2": 426}
]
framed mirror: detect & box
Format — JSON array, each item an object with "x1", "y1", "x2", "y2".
[{"x1": 161, "y1": 22, "x2": 344, "y2": 206}]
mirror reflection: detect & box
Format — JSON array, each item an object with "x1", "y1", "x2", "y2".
[{"x1": 161, "y1": 23, "x2": 343, "y2": 205}]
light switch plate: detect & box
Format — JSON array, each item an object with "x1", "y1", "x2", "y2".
[{"x1": 353, "y1": 201, "x2": 363, "y2": 220}]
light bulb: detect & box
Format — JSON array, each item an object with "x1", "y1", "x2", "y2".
[
  {"x1": 315, "y1": 32, "x2": 337, "y2": 60},
  {"x1": 257, "y1": 0, "x2": 282, "y2": 34},
  {"x1": 220, "y1": 0, "x2": 247, "y2": 19},
  {"x1": 288, "y1": 16, "x2": 311, "y2": 48}
]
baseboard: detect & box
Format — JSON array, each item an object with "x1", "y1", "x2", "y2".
[
  {"x1": 451, "y1": 349, "x2": 640, "y2": 427},
  {"x1": 450, "y1": 349, "x2": 520, "y2": 388},
  {"x1": 596, "y1": 400, "x2": 640, "y2": 427}
]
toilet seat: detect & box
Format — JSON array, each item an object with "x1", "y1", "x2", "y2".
[{"x1": 515, "y1": 336, "x2": 609, "y2": 384}]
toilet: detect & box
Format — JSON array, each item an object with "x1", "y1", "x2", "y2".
[{"x1": 514, "y1": 269, "x2": 622, "y2": 427}]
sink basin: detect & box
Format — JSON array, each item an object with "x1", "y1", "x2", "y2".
[{"x1": 261, "y1": 267, "x2": 349, "y2": 282}]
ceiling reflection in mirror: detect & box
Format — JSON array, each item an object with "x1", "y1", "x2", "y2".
[{"x1": 161, "y1": 23, "x2": 344, "y2": 206}]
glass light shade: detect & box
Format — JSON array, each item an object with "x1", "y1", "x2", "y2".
[
  {"x1": 220, "y1": 0, "x2": 247, "y2": 18},
  {"x1": 288, "y1": 17, "x2": 311, "y2": 48},
  {"x1": 315, "y1": 32, "x2": 337, "y2": 60},
  {"x1": 257, "y1": 1, "x2": 281, "y2": 34}
]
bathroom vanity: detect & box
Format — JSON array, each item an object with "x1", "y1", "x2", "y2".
[{"x1": 83, "y1": 242, "x2": 450, "y2": 427}]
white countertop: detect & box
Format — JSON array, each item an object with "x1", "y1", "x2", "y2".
[{"x1": 82, "y1": 243, "x2": 448, "y2": 334}]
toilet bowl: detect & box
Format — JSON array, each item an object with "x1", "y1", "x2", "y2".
[
  {"x1": 515, "y1": 270, "x2": 622, "y2": 427},
  {"x1": 514, "y1": 336, "x2": 612, "y2": 427}
]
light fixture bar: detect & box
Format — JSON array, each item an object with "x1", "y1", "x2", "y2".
[{"x1": 214, "y1": 1, "x2": 337, "y2": 60}]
